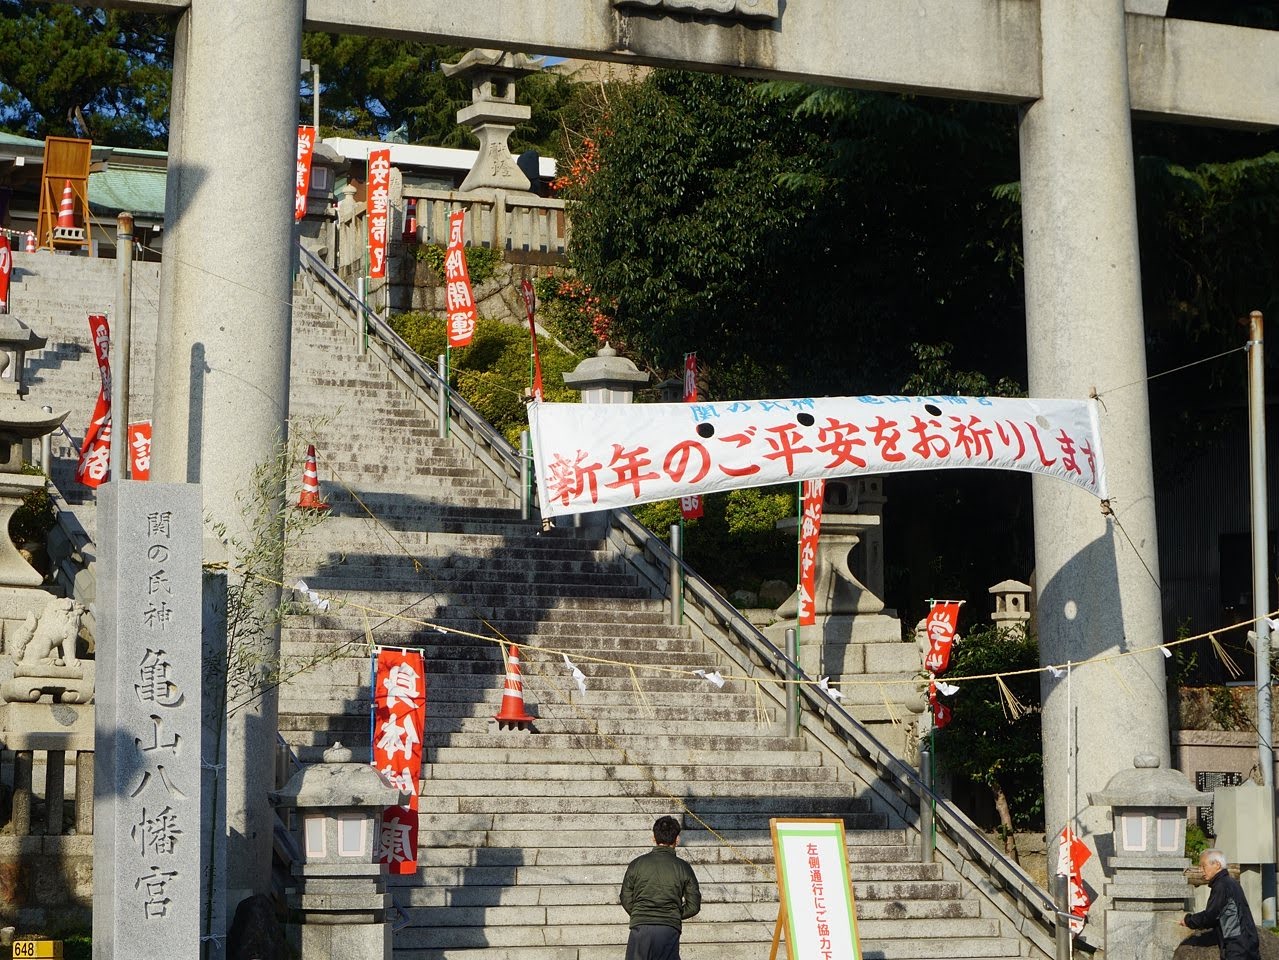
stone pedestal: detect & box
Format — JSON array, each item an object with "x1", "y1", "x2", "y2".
[{"x1": 764, "y1": 478, "x2": 919, "y2": 751}]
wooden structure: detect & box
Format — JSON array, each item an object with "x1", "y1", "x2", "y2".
[{"x1": 35, "y1": 137, "x2": 91, "y2": 251}]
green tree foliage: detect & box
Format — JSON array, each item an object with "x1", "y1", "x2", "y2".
[
  {"x1": 936, "y1": 624, "x2": 1044, "y2": 849},
  {"x1": 300, "y1": 35, "x2": 578, "y2": 156},
  {"x1": 0, "y1": 2, "x2": 171, "y2": 148},
  {"x1": 389, "y1": 312, "x2": 582, "y2": 446}
]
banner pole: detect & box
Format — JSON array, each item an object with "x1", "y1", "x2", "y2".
[
  {"x1": 795, "y1": 482, "x2": 803, "y2": 653},
  {"x1": 444, "y1": 344, "x2": 452, "y2": 439}
]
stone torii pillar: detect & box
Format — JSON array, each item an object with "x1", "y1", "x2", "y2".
[
  {"x1": 1019, "y1": 0, "x2": 1170, "y2": 874},
  {"x1": 151, "y1": 0, "x2": 305, "y2": 904}
]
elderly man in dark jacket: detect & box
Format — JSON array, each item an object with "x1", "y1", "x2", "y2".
[
  {"x1": 1181, "y1": 849, "x2": 1260, "y2": 960},
  {"x1": 620, "y1": 816, "x2": 702, "y2": 960}
]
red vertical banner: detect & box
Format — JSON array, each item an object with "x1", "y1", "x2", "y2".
[
  {"x1": 367, "y1": 148, "x2": 392, "y2": 279},
  {"x1": 372, "y1": 648, "x2": 427, "y2": 875},
  {"x1": 128, "y1": 420, "x2": 152, "y2": 480},
  {"x1": 679, "y1": 352, "x2": 703, "y2": 520},
  {"x1": 520, "y1": 279, "x2": 543, "y2": 401},
  {"x1": 444, "y1": 210, "x2": 477, "y2": 348},
  {"x1": 929, "y1": 681, "x2": 953, "y2": 730},
  {"x1": 923, "y1": 600, "x2": 963, "y2": 675},
  {"x1": 75, "y1": 314, "x2": 112, "y2": 488},
  {"x1": 0, "y1": 235, "x2": 12, "y2": 312},
  {"x1": 1056, "y1": 827, "x2": 1092, "y2": 932},
  {"x1": 295, "y1": 126, "x2": 316, "y2": 222},
  {"x1": 798, "y1": 479, "x2": 825, "y2": 626}
]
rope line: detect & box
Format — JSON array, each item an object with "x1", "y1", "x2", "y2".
[{"x1": 1094, "y1": 345, "x2": 1246, "y2": 398}]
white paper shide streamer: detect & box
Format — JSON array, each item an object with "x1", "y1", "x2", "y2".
[
  {"x1": 695, "y1": 669, "x2": 725, "y2": 688},
  {"x1": 294, "y1": 579, "x2": 330, "y2": 612},
  {"x1": 563, "y1": 653, "x2": 588, "y2": 695}
]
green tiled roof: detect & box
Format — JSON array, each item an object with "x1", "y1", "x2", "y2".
[{"x1": 88, "y1": 164, "x2": 167, "y2": 216}]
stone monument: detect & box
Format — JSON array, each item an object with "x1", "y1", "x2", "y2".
[
  {"x1": 442, "y1": 50, "x2": 544, "y2": 193},
  {"x1": 765, "y1": 478, "x2": 920, "y2": 752},
  {"x1": 93, "y1": 482, "x2": 211, "y2": 959}
]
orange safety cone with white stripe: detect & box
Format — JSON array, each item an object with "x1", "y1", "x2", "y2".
[
  {"x1": 56, "y1": 180, "x2": 76, "y2": 229},
  {"x1": 23, "y1": 231, "x2": 34, "y2": 253},
  {"x1": 493, "y1": 645, "x2": 536, "y2": 731},
  {"x1": 297, "y1": 444, "x2": 330, "y2": 511}
]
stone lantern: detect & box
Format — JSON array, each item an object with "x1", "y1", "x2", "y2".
[
  {"x1": 1088, "y1": 753, "x2": 1212, "y2": 960},
  {"x1": 271, "y1": 742, "x2": 408, "y2": 960},
  {"x1": 562, "y1": 343, "x2": 650, "y2": 404},
  {"x1": 988, "y1": 579, "x2": 1032, "y2": 634},
  {"x1": 442, "y1": 50, "x2": 543, "y2": 193}
]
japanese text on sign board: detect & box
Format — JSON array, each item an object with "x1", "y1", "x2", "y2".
[
  {"x1": 372, "y1": 649, "x2": 427, "y2": 874},
  {"x1": 528, "y1": 394, "x2": 1107, "y2": 518},
  {"x1": 367, "y1": 148, "x2": 391, "y2": 279},
  {"x1": 444, "y1": 211, "x2": 477, "y2": 348},
  {"x1": 798, "y1": 480, "x2": 825, "y2": 627},
  {"x1": 772, "y1": 819, "x2": 861, "y2": 960},
  {"x1": 76, "y1": 314, "x2": 112, "y2": 488},
  {"x1": 679, "y1": 353, "x2": 703, "y2": 520},
  {"x1": 129, "y1": 510, "x2": 190, "y2": 921},
  {"x1": 129, "y1": 421, "x2": 153, "y2": 481},
  {"x1": 295, "y1": 126, "x2": 316, "y2": 222}
]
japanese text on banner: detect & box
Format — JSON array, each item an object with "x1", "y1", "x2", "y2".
[
  {"x1": 528, "y1": 394, "x2": 1108, "y2": 518},
  {"x1": 798, "y1": 479, "x2": 825, "y2": 627},
  {"x1": 367, "y1": 148, "x2": 392, "y2": 279},
  {"x1": 923, "y1": 600, "x2": 962, "y2": 675},
  {"x1": 76, "y1": 313, "x2": 112, "y2": 488},
  {"x1": 929, "y1": 681, "x2": 953, "y2": 730},
  {"x1": 0, "y1": 234, "x2": 11, "y2": 311},
  {"x1": 129, "y1": 421, "x2": 153, "y2": 481},
  {"x1": 520, "y1": 279, "x2": 543, "y2": 401},
  {"x1": 679, "y1": 353, "x2": 703, "y2": 520},
  {"x1": 1056, "y1": 827, "x2": 1092, "y2": 933},
  {"x1": 295, "y1": 126, "x2": 316, "y2": 222},
  {"x1": 371, "y1": 649, "x2": 427, "y2": 874},
  {"x1": 444, "y1": 211, "x2": 477, "y2": 348}
]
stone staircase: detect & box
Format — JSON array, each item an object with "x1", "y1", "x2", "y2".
[{"x1": 278, "y1": 285, "x2": 1044, "y2": 959}]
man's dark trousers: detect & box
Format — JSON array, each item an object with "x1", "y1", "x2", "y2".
[{"x1": 625, "y1": 923, "x2": 681, "y2": 960}]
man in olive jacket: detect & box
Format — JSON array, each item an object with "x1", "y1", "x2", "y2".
[
  {"x1": 1181, "y1": 849, "x2": 1260, "y2": 960},
  {"x1": 620, "y1": 816, "x2": 702, "y2": 960}
]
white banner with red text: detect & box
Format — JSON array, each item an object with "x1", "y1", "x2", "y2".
[
  {"x1": 529, "y1": 394, "x2": 1107, "y2": 518},
  {"x1": 371, "y1": 648, "x2": 427, "y2": 875}
]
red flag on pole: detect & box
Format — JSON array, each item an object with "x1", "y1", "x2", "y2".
[
  {"x1": 1056, "y1": 827, "x2": 1092, "y2": 932},
  {"x1": 520, "y1": 279, "x2": 543, "y2": 401},
  {"x1": 444, "y1": 211, "x2": 477, "y2": 348},
  {"x1": 75, "y1": 314, "x2": 112, "y2": 488},
  {"x1": 295, "y1": 126, "x2": 316, "y2": 222},
  {"x1": 929, "y1": 681, "x2": 953, "y2": 729},
  {"x1": 0, "y1": 235, "x2": 12, "y2": 312},
  {"x1": 372, "y1": 648, "x2": 427, "y2": 875},
  {"x1": 679, "y1": 353, "x2": 703, "y2": 520},
  {"x1": 923, "y1": 600, "x2": 963, "y2": 675},
  {"x1": 798, "y1": 479, "x2": 825, "y2": 626},
  {"x1": 128, "y1": 421, "x2": 152, "y2": 480},
  {"x1": 367, "y1": 148, "x2": 392, "y2": 278}
]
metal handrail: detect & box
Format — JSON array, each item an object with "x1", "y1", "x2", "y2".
[
  {"x1": 296, "y1": 244, "x2": 524, "y2": 499},
  {"x1": 294, "y1": 239, "x2": 1082, "y2": 954},
  {"x1": 607, "y1": 508, "x2": 1091, "y2": 954}
]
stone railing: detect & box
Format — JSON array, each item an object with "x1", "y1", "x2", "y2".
[
  {"x1": 334, "y1": 186, "x2": 567, "y2": 274},
  {"x1": 293, "y1": 238, "x2": 1081, "y2": 959}
]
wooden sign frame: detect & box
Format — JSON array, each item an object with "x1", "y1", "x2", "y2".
[
  {"x1": 36, "y1": 136, "x2": 92, "y2": 250},
  {"x1": 769, "y1": 818, "x2": 861, "y2": 960}
]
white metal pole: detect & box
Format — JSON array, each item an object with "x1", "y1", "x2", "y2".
[
  {"x1": 1247, "y1": 309, "x2": 1276, "y2": 924},
  {"x1": 108, "y1": 212, "x2": 134, "y2": 482}
]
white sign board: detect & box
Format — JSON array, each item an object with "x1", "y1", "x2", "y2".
[
  {"x1": 529, "y1": 394, "x2": 1107, "y2": 517},
  {"x1": 771, "y1": 818, "x2": 861, "y2": 960}
]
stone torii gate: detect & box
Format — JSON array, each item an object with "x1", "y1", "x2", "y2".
[{"x1": 48, "y1": 0, "x2": 1279, "y2": 922}]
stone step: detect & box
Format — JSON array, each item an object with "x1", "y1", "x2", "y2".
[
  {"x1": 420, "y1": 761, "x2": 839, "y2": 784},
  {"x1": 424, "y1": 746, "x2": 824, "y2": 768},
  {"x1": 280, "y1": 728, "x2": 806, "y2": 754},
  {"x1": 414, "y1": 829, "x2": 903, "y2": 857},
  {"x1": 295, "y1": 569, "x2": 642, "y2": 591},
  {"x1": 281, "y1": 714, "x2": 791, "y2": 741},
  {"x1": 414, "y1": 811, "x2": 883, "y2": 835},
  {"x1": 283, "y1": 617, "x2": 686, "y2": 641}
]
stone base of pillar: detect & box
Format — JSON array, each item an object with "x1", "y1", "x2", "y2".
[{"x1": 1104, "y1": 904, "x2": 1187, "y2": 960}]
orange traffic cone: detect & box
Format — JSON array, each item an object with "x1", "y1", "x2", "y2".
[
  {"x1": 402, "y1": 198, "x2": 418, "y2": 241},
  {"x1": 297, "y1": 444, "x2": 330, "y2": 511},
  {"x1": 494, "y1": 645, "x2": 536, "y2": 731},
  {"x1": 56, "y1": 180, "x2": 76, "y2": 229},
  {"x1": 23, "y1": 231, "x2": 34, "y2": 253}
]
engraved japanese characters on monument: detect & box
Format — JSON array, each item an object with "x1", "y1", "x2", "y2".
[{"x1": 94, "y1": 483, "x2": 204, "y2": 960}]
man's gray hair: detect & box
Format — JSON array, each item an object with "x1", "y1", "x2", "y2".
[{"x1": 1202, "y1": 849, "x2": 1228, "y2": 869}]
